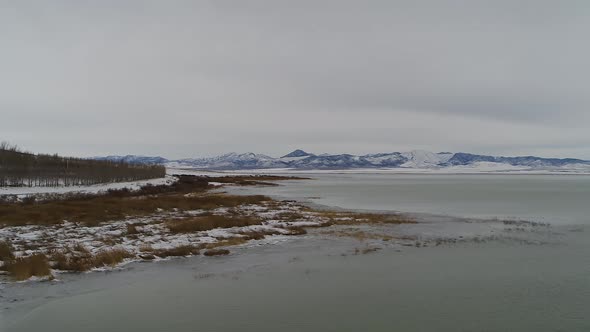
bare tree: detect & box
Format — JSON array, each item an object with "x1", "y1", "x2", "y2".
[{"x1": 0, "y1": 144, "x2": 165, "y2": 188}]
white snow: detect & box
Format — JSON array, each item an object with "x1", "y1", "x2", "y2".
[
  {"x1": 0, "y1": 176, "x2": 177, "y2": 197},
  {"x1": 175, "y1": 162, "x2": 590, "y2": 175},
  {"x1": 279, "y1": 155, "x2": 312, "y2": 163},
  {"x1": 0, "y1": 199, "x2": 338, "y2": 283},
  {"x1": 163, "y1": 150, "x2": 590, "y2": 174},
  {"x1": 401, "y1": 150, "x2": 454, "y2": 168}
]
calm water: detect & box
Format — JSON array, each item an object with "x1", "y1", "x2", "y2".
[
  {"x1": 3, "y1": 174, "x2": 590, "y2": 331},
  {"x1": 235, "y1": 173, "x2": 590, "y2": 225}
]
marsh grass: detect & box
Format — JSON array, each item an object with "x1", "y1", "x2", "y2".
[
  {"x1": 0, "y1": 174, "x2": 418, "y2": 279},
  {"x1": 147, "y1": 240, "x2": 243, "y2": 258},
  {"x1": 98, "y1": 236, "x2": 119, "y2": 246},
  {"x1": 93, "y1": 249, "x2": 134, "y2": 267},
  {"x1": 205, "y1": 175, "x2": 309, "y2": 186},
  {"x1": 126, "y1": 223, "x2": 140, "y2": 235},
  {"x1": 203, "y1": 249, "x2": 230, "y2": 256},
  {"x1": 152, "y1": 245, "x2": 200, "y2": 258},
  {"x1": 284, "y1": 226, "x2": 308, "y2": 235},
  {"x1": 167, "y1": 215, "x2": 265, "y2": 233},
  {"x1": 0, "y1": 240, "x2": 14, "y2": 261},
  {"x1": 275, "y1": 211, "x2": 305, "y2": 221},
  {"x1": 0, "y1": 193, "x2": 270, "y2": 227},
  {"x1": 50, "y1": 247, "x2": 133, "y2": 271},
  {"x1": 237, "y1": 229, "x2": 282, "y2": 240},
  {"x1": 0, "y1": 174, "x2": 309, "y2": 228},
  {"x1": 50, "y1": 250, "x2": 92, "y2": 272},
  {"x1": 315, "y1": 211, "x2": 416, "y2": 226},
  {"x1": 205, "y1": 237, "x2": 249, "y2": 248},
  {"x1": 6, "y1": 254, "x2": 51, "y2": 281}
]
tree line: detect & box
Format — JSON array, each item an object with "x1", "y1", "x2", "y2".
[{"x1": 0, "y1": 143, "x2": 165, "y2": 187}]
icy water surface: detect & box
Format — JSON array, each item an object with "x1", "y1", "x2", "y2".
[
  {"x1": 233, "y1": 173, "x2": 590, "y2": 225},
  {"x1": 3, "y1": 174, "x2": 590, "y2": 331}
]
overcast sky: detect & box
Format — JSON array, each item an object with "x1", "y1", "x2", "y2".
[{"x1": 1, "y1": 1, "x2": 589, "y2": 159}]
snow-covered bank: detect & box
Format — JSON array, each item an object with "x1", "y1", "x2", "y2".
[
  {"x1": 0, "y1": 200, "x2": 319, "y2": 264},
  {"x1": 0, "y1": 194, "x2": 414, "y2": 282},
  {"x1": 0, "y1": 171, "x2": 567, "y2": 283},
  {"x1": 0, "y1": 176, "x2": 176, "y2": 198}
]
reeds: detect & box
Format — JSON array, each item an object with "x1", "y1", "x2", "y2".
[
  {"x1": 167, "y1": 215, "x2": 265, "y2": 233},
  {"x1": 5, "y1": 254, "x2": 51, "y2": 281},
  {"x1": 0, "y1": 192, "x2": 270, "y2": 227},
  {"x1": 0, "y1": 240, "x2": 14, "y2": 261},
  {"x1": 237, "y1": 229, "x2": 282, "y2": 240},
  {"x1": 152, "y1": 245, "x2": 200, "y2": 258},
  {"x1": 203, "y1": 249, "x2": 230, "y2": 256},
  {"x1": 49, "y1": 247, "x2": 133, "y2": 272}
]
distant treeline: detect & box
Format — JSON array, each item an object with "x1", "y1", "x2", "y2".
[{"x1": 0, "y1": 143, "x2": 166, "y2": 187}]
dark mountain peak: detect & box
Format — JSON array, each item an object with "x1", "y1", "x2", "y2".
[{"x1": 282, "y1": 149, "x2": 312, "y2": 158}]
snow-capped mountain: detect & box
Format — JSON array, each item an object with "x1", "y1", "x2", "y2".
[
  {"x1": 175, "y1": 152, "x2": 286, "y2": 169},
  {"x1": 401, "y1": 150, "x2": 454, "y2": 168},
  {"x1": 94, "y1": 150, "x2": 590, "y2": 172},
  {"x1": 445, "y1": 153, "x2": 586, "y2": 167}
]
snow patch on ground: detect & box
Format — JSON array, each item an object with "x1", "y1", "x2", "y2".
[
  {"x1": 0, "y1": 200, "x2": 329, "y2": 281},
  {"x1": 0, "y1": 176, "x2": 177, "y2": 197}
]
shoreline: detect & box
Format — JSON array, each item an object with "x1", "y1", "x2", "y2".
[
  {"x1": 2, "y1": 220, "x2": 579, "y2": 331},
  {"x1": 1, "y1": 174, "x2": 578, "y2": 330},
  {"x1": 1, "y1": 174, "x2": 559, "y2": 284},
  {"x1": 171, "y1": 167, "x2": 590, "y2": 176},
  {"x1": 0, "y1": 175, "x2": 414, "y2": 283}
]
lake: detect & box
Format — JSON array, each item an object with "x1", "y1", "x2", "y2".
[
  {"x1": 231, "y1": 173, "x2": 590, "y2": 225},
  {"x1": 3, "y1": 174, "x2": 590, "y2": 331}
]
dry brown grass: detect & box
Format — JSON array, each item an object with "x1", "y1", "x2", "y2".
[
  {"x1": 73, "y1": 243, "x2": 90, "y2": 254},
  {"x1": 139, "y1": 244, "x2": 153, "y2": 252},
  {"x1": 152, "y1": 245, "x2": 200, "y2": 258},
  {"x1": 275, "y1": 211, "x2": 305, "y2": 221},
  {"x1": 0, "y1": 174, "x2": 307, "y2": 228},
  {"x1": 50, "y1": 250, "x2": 92, "y2": 272},
  {"x1": 167, "y1": 215, "x2": 265, "y2": 233},
  {"x1": 93, "y1": 249, "x2": 134, "y2": 267},
  {"x1": 0, "y1": 175, "x2": 308, "y2": 229},
  {"x1": 0, "y1": 193, "x2": 270, "y2": 227},
  {"x1": 126, "y1": 223, "x2": 140, "y2": 235},
  {"x1": 205, "y1": 175, "x2": 309, "y2": 186},
  {"x1": 315, "y1": 211, "x2": 415, "y2": 226},
  {"x1": 203, "y1": 249, "x2": 230, "y2": 256},
  {"x1": 98, "y1": 236, "x2": 119, "y2": 246},
  {"x1": 50, "y1": 247, "x2": 133, "y2": 271},
  {"x1": 204, "y1": 237, "x2": 249, "y2": 249},
  {"x1": 6, "y1": 254, "x2": 52, "y2": 281},
  {"x1": 237, "y1": 229, "x2": 282, "y2": 240},
  {"x1": 285, "y1": 226, "x2": 308, "y2": 235},
  {"x1": 0, "y1": 240, "x2": 14, "y2": 261}
]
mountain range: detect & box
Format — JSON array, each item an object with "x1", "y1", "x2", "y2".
[{"x1": 94, "y1": 150, "x2": 590, "y2": 172}]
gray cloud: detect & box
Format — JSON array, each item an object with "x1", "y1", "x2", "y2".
[{"x1": 1, "y1": 0, "x2": 589, "y2": 159}]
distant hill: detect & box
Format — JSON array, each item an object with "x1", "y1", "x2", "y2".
[{"x1": 94, "y1": 150, "x2": 590, "y2": 172}]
